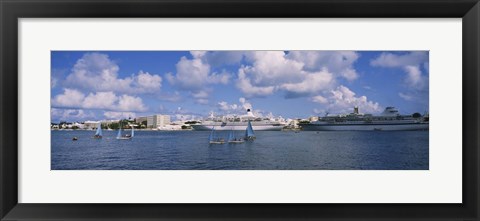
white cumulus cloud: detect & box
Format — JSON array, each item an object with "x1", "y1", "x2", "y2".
[
  {"x1": 286, "y1": 51, "x2": 360, "y2": 81},
  {"x1": 235, "y1": 51, "x2": 357, "y2": 98},
  {"x1": 370, "y1": 51, "x2": 429, "y2": 106},
  {"x1": 103, "y1": 111, "x2": 136, "y2": 119},
  {"x1": 243, "y1": 51, "x2": 305, "y2": 86},
  {"x1": 52, "y1": 88, "x2": 147, "y2": 112},
  {"x1": 64, "y1": 53, "x2": 162, "y2": 94},
  {"x1": 193, "y1": 51, "x2": 245, "y2": 67},
  {"x1": 236, "y1": 66, "x2": 276, "y2": 97},
  {"x1": 82, "y1": 91, "x2": 118, "y2": 109},
  {"x1": 370, "y1": 51, "x2": 429, "y2": 92},
  {"x1": 216, "y1": 97, "x2": 255, "y2": 115},
  {"x1": 313, "y1": 85, "x2": 381, "y2": 115},
  {"x1": 167, "y1": 53, "x2": 232, "y2": 103},
  {"x1": 51, "y1": 88, "x2": 85, "y2": 107},
  {"x1": 133, "y1": 71, "x2": 162, "y2": 93},
  {"x1": 280, "y1": 69, "x2": 334, "y2": 98},
  {"x1": 167, "y1": 56, "x2": 211, "y2": 90},
  {"x1": 311, "y1": 95, "x2": 328, "y2": 104},
  {"x1": 370, "y1": 51, "x2": 428, "y2": 68},
  {"x1": 167, "y1": 53, "x2": 231, "y2": 89},
  {"x1": 51, "y1": 108, "x2": 95, "y2": 122},
  {"x1": 117, "y1": 94, "x2": 147, "y2": 112},
  {"x1": 398, "y1": 92, "x2": 413, "y2": 101},
  {"x1": 404, "y1": 65, "x2": 426, "y2": 90}
]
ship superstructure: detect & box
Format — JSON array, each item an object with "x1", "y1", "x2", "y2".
[
  {"x1": 191, "y1": 109, "x2": 287, "y2": 131},
  {"x1": 301, "y1": 106, "x2": 429, "y2": 131}
]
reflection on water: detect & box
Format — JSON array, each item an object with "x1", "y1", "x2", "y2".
[{"x1": 51, "y1": 130, "x2": 428, "y2": 170}]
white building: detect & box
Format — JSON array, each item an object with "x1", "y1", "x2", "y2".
[
  {"x1": 147, "y1": 115, "x2": 171, "y2": 128},
  {"x1": 135, "y1": 116, "x2": 147, "y2": 124},
  {"x1": 69, "y1": 122, "x2": 85, "y2": 129},
  {"x1": 157, "y1": 124, "x2": 183, "y2": 131},
  {"x1": 83, "y1": 121, "x2": 100, "y2": 130}
]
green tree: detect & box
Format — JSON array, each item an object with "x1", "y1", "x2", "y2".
[{"x1": 109, "y1": 122, "x2": 119, "y2": 130}]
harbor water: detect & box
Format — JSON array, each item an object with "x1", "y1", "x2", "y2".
[{"x1": 51, "y1": 130, "x2": 428, "y2": 170}]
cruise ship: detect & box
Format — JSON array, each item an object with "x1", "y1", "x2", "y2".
[
  {"x1": 301, "y1": 106, "x2": 429, "y2": 131},
  {"x1": 191, "y1": 109, "x2": 287, "y2": 131}
]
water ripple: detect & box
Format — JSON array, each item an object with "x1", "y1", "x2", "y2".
[{"x1": 51, "y1": 130, "x2": 429, "y2": 170}]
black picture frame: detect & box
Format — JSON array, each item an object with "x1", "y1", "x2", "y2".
[{"x1": 1, "y1": 0, "x2": 479, "y2": 220}]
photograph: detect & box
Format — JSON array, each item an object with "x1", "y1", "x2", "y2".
[
  {"x1": 3, "y1": 0, "x2": 477, "y2": 219},
  {"x1": 51, "y1": 50, "x2": 429, "y2": 170}
]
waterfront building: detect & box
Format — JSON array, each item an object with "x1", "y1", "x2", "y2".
[
  {"x1": 147, "y1": 115, "x2": 171, "y2": 128},
  {"x1": 71, "y1": 122, "x2": 85, "y2": 129},
  {"x1": 135, "y1": 116, "x2": 147, "y2": 124},
  {"x1": 83, "y1": 121, "x2": 99, "y2": 130}
]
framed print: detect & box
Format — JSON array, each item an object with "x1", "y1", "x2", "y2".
[{"x1": 1, "y1": 0, "x2": 479, "y2": 220}]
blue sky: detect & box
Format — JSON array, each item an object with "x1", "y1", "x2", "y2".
[{"x1": 51, "y1": 51, "x2": 429, "y2": 123}]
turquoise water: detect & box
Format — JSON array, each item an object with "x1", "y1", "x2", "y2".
[{"x1": 51, "y1": 130, "x2": 428, "y2": 170}]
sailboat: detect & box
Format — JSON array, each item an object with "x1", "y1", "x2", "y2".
[
  {"x1": 209, "y1": 127, "x2": 225, "y2": 144},
  {"x1": 93, "y1": 122, "x2": 102, "y2": 139},
  {"x1": 116, "y1": 123, "x2": 134, "y2": 140},
  {"x1": 228, "y1": 126, "x2": 244, "y2": 144},
  {"x1": 244, "y1": 120, "x2": 256, "y2": 141}
]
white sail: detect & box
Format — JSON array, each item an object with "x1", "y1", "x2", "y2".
[
  {"x1": 244, "y1": 120, "x2": 256, "y2": 140},
  {"x1": 116, "y1": 122, "x2": 132, "y2": 140},
  {"x1": 228, "y1": 130, "x2": 234, "y2": 141},
  {"x1": 116, "y1": 126, "x2": 122, "y2": 139},
  {"x1": 209, "y1": 127, "x2": 214, "y2": 142},
  {"x1": 94, "y1": 122, "x2": 102, "y2": 137},
  {"x1": 209, "y1": 127, "x2": 225, "y2": 144}
]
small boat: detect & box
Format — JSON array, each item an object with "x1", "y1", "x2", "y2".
[
  {"x1": 210, "y1": 139, "x2": 225, "y2": 144},
  {"x1": 93, "y1": 122, "x2": 102, "y2": 139},
  {"x1": 228, "y1": 127, "x2": 244, "y2": 144},
  {"x1": 228, "y1": 138, "x2": 244, "y2": 144},
  {"x1": 72, "y1": 137, "x2": 78, "y2": 141},
  {"x1": 244, "y1": 120, "x2": 256, "y2": 141},
  {"x1": 117, "y1": 123, "x2": 134, "y2": 140},
  {"x1": 209, "y1": 127, "x2": 225, "y2": 144}
]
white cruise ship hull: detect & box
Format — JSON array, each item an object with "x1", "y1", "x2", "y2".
[
  {"x1": 191, "y1": 124, "x2": 284, "y2": 131},
  {"x1": 301, "y1": 123, "x2": 428, "y2": 131}
]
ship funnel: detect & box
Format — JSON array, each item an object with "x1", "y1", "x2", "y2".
[
  {"x1": 354, "y1": 106, "x2": 359, "y2": 114},
  {"x1": 246, "y1": 108, "x2": 255, "y2": 118}
]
